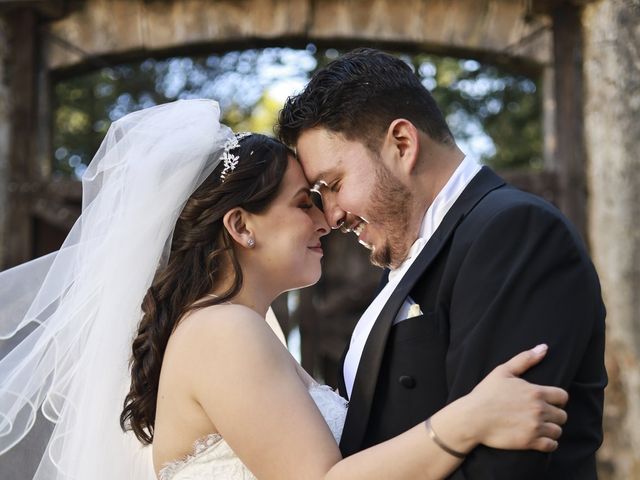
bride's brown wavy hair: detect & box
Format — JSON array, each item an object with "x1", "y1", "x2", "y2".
[{"x1": 120, "y1": 134, "x2": 291, "y2": 444}]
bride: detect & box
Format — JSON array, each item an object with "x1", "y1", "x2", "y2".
[{"x1": 0, "y1": 99, "x2": 567, "y2": 479}]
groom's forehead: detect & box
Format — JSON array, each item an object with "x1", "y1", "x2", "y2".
[
  {"x1": 296, "y1": 151, "x2": 338, "y2": 183},
  {"x1": 299, "y1": 157, "x2": 343, "y2": 185},
  {"x1": 297, "y1": 127, "x2": 358, "y2": 181},
  {"x1": 303, "y1": 164, "x2": 333, "y2": 182}
]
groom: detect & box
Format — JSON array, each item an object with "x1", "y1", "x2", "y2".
[{"x1": 277, "y1": 48, "x2": 606, "y2": 479}]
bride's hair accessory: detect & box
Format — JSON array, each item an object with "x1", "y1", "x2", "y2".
[{"x1": 220, "y1": 132, "x2": 252, "y2": 182}]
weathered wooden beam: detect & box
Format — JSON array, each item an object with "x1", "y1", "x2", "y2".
[
  {"x1": 551, "y1": 3, "x2": 588, "y2": 243},
  {"x1": 3, "y1": 7, "x2": 38, "y2": 269},
  {"x1": 0, "y1": 0, "x2": 68, "y2": 19},
  {"x1": 45, "y1": 0, "x2": 553, "y2": 71},
  {"x1": 532, "y1": 0, "x2": 600, "y2": 15},
  {"x1": 0, "y1": 15, "x2": 9, "y2": 269},
  {"x1": 297, "y1": 287, "x2": 319, "y2": 374}
]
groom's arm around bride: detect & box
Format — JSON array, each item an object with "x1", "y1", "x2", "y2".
[{"x1": 438, "y1": 184, "x2": 606, "y2": 479}]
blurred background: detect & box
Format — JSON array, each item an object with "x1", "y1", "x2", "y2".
[{"x1": 0, "y1": 0, "x2": 638, "y2": 478}]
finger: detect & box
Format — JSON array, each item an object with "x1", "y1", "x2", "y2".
[
  {"x1": 502, "y1": 344, "x2": 548, "y2": 377},
  {"x1": 538, "y1": 422, "x2": 563, "y2": 440},
  {"x1": 542, "y1": 405, "x2": 568, "y2": 426},
  {"x1": 538, "y1": 385, "x2": 569, "y2": 407},
  {"x1": 530, "y1": 437, "x2": 559, "y2": 453}
]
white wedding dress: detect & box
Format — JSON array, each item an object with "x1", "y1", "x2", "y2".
[{"x1": 158, "y1": 384, "x2": 348, "y2": 480}]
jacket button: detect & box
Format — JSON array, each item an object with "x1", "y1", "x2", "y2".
[{"x1": 398, "y1": 375, "x2": 416, "y2": 389}]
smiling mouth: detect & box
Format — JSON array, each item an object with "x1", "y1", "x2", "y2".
[
  {"x1": 353, "y1": 221, "x2": 366, "y2": 237},
  {"x1": 308, "y1": 245, "x2": 323, "y2": 255},
  {"x1": 342, "y1": 217, "x2": 368, "y2": 237},
  {"x1": 343, "y1": 219, "x2": 372, "y2": 249}
]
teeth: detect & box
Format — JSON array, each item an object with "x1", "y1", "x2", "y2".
[
  {"x1": 358, "y1": 238, "x2": 372, "y2": 249},
  {"x1": 354, "y1": 221, "x2": 368, "y2": 236}
]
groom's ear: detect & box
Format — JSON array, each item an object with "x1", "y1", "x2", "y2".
[
  {"x1": 223, "y1": 208, "x2": 254, "y2": 248},
  {"x1": 383, "y1": 119, "x2": 419, "y2": 177}
]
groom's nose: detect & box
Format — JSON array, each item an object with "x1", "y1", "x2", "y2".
[{"x1": 322, "y1": 198, "x2": 347, "y2": 230}]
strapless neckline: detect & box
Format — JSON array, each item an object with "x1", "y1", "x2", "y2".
[{"x1": 158, "y1": 383, "x2": 348, "y2": 480}]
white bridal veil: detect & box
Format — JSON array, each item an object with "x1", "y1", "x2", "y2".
[{"x1": 0, "y1": 99, "x2": 232, "y2": 478}]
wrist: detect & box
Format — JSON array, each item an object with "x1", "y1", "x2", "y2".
[{"x1": 431, "y1": 395, "x2": 480, "y2": 455}]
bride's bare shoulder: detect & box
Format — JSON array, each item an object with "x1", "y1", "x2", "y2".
[
  {"x1": 168, "y1": 304, "x2": 278, "y2": 358},
  {"x1": 164, "y1": 303, "x2": 295, "y2": 401}
]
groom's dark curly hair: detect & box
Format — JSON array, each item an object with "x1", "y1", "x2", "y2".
[
  {"x1": 120, "y1": 134, "x2": 291, "y2": 445},
  {"x1": 276, "y1": 48, "x2": 454, "y2": 153}
]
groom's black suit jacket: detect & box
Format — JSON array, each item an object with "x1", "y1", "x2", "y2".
[{"x1": 337, "y1": 167, "x2": 607, "y2": 479}]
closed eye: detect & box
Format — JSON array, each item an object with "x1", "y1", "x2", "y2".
[{"x1": 298, "y1": 191, "x2": 315, "y2": 210}]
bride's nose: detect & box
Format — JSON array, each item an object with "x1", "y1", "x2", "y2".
[{"x1": 312, "y1": 207, "x2": 330, "y2": 236}]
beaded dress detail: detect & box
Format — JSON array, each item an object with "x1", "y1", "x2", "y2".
[{"x1": 158, "y1": 384, "x2": 348, "y2": 480}]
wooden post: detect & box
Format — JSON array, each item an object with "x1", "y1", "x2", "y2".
[
  {"x1": 2, "y1": 8, "x2": 37, "y2": 268},
  {"x1": 3, "y1": 8, "x2": 39, "y2": 269},
  {"x1": 297, "y1": 287, "x2": 319, "y2": 374},
  {"x1": 0, "y1": 15, "x2": 9, "y2": 270},
  {"x1": 552, "y1": 3, "x2": 588, "y2": 243}
]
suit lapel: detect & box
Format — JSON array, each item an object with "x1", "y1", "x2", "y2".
[{"x1": 339, "y1": 167, "x2": 505, "y2": 456}]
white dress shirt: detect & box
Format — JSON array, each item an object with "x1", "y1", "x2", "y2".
[{"x1": 343, "y1": 156, "x2": 482, "y2": 398}]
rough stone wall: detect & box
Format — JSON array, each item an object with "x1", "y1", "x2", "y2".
[
  {"x1": 0, "y1": 15, "x2": 10, "y2": 268},
  {"x1": 45, "y1": 0, "x2": 551, "y2": 69},
  {"x1": 583, "y1": 1, "x2": 640, "y2": 478}
]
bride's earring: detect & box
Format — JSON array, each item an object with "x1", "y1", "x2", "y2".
[{"x1": 247, "y1": 238, "x2": 255, "y2": 248}]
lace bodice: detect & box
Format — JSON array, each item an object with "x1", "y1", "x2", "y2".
[{"x1": 158, "y1": 384, "x2": 348, "y2": 480}]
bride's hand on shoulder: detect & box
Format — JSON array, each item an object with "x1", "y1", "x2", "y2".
[{"x1": 462, "y1": 344, "x2": 568, "y2": 452}]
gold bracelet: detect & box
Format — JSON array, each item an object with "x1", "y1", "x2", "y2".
[{"x1": 425, "y1": 417, "x2": 466, "y2": 459}]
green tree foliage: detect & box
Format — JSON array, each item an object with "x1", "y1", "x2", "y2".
[
  {"x1": 410, "y1": 54, "x2": 543, "y2": 170},
  {"x1": 53, "y1": 47, "x2": 542, "y2": 178}
]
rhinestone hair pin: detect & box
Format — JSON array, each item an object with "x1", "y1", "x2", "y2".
[{"x1": 220, "y1": 132, "x2": 252, "y2": 182}]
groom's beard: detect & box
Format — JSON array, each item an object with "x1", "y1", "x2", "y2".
[{"x1": 366, "y1": 164, "x2": 412, "y2": 269}]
